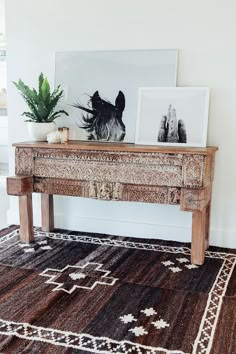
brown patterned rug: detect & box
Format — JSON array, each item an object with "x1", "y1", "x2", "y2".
[{"x1": 0, "y1": 225, "x2": 235, "y2": 354}]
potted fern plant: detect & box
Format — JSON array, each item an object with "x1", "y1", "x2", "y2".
[{"x1": 14, "y1": 73, "x2": 69, "y2": 141}]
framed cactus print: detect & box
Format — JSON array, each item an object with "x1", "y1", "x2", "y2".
[{"x1": 135, "y1": 87, "x2": 210, "y2": 147}]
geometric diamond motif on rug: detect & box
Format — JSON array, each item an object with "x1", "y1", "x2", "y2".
[
  {"x1": 39, "y1": 262, "x2": 118, "y2": 294},
  {"x1": 162, "y1": 257, "x2": 199, "y2": 273},
  {"x1": 0, "y1": 227, "x2": 235, "y2": 354},
  {"x1": 19, "y1": 239, "x2": 52, "y2": 253},
  {"x1": 120, "y1": 307, "x2": 170, "y2": 337}
]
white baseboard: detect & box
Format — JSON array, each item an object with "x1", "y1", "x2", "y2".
[
  {"x1": 55, "y1": 214, "x2": 192, "y2": 242},
  {"x1": 7, "y1": 208, "x2": 236, "y2": 249}
]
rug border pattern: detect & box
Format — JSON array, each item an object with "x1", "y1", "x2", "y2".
[
  {"x1": 0, "y1": 228, "x2": 235, "y2": 354},
  {"x1": 0, "y1": 319, "x2": 188, "y2": 354}
]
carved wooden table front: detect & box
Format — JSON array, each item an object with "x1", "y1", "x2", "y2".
[{"x1": 7, "y1": 141, "x2": 218, "y2": 265}]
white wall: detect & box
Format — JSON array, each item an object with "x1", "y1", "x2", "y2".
[
  {"x1": 6, "y1": 0, "x2": 236, "y2": 248},
  {"x1": 0, "y1": 0, "x2": 5, "y2": 36},
  {"x1": 0, "y1": 175, "x2": 9, "y2": 228},
  {"x1": 0, "y1": 116, "x2": 8, "y2": 163}
]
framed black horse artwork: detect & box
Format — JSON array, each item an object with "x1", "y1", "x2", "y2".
[
  {"x1": 55, "y1": 50, "x2": 177, "y2": 142},
  {"x1": 73, "y1": 90, "x2": 126, "y2": 141}
]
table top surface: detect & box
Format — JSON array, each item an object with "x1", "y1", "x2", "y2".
[{"x1": 13, "y1": 141, "x2": 218, "y2": 155}]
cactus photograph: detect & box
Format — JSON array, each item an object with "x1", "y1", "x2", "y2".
[
  {"x1": 157, "y1": 104, "x2": 187, "y2": 144},
  {"x1": 135, "y1": 87, "x2": 209, "y2": 147}
]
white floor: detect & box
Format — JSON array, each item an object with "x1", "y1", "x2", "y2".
[{"x1": 0, "y1": 164, "x2": 9, "y2": 230}]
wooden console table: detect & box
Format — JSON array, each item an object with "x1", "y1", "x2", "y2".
[{"x1": 7, "y1": 141, "x2": 218, "y2": 265}]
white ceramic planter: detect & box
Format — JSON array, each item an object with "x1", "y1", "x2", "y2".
[{"x1": 27, "y1": 122, "x2": 56, "y2": 141}]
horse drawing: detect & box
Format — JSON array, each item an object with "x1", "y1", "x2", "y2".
[{"x1": 74, "y1": 91, "x2": 126, "y2": 141}]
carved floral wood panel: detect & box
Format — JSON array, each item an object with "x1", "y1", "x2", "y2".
[
  {"x1": 16, "y1": 147, "x2": 207, "y2": 189},
  {"x1": 15, "y1": 148, "x2": 34, "y2": 176},
  {"x1": 15, "y1": 146, "x2": 214, "y2": 208},
  {"x1": 33, "y1": 178, "x2": 181, "y2": 205},
  {"x1": 33, "y1": 158, "x2": 183, "y2": 187},
  {"x1": 11, "y1": 143, "x2": 217, "y2": 265},
  {"x1": 33, "y1": 149, "x2": 184, "y2": 166},
  {"x1": 182, "y1": 155, "x2": 205, "y2": 188}
]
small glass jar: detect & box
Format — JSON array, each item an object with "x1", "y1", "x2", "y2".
[{"x1": 63, "y1": 127, "x2": 69, "y2": 143}]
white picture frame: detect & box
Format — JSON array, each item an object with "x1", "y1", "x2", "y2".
[
  {"x1": 54, "y1": 49, "x2": 178, "y2": 142},
  {"x1": 135, "y1": 87, "x2": 210, "y2": 147}
]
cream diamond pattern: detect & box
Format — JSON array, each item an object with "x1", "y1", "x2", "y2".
[
  {"x1": 176, "y1": 258, "x2": 189, "y2": 263},
  {"x1": 37, "y1": 240, "x2": 48, "y2": 245},
  {"x1": 169, "y1": 267, "x2": 182, "y2": 273},
  {"x1": 23, "y1": 248, "x2": 35, "y2": 253},
  {"x1": 20, "y1": 239, "x2": 52, "y2": 253},
  {"x1": 141, "y1": 307, "x2": 157, "y2": 316},
  {"x1": 152, "y1": 319, "x2": 170, "y2": 329},
  {"x1": 161, "y1": 261, "x2": 174, "y2": 266},
  {"x1": 69, "y1": 272, "x2": 86, "y2": 280},
  {"x1": 120, "y1": 314, "x2": 137, "y2": 324},
  {"x1": 185, "y1": 264, "x2": 199, "y2": 269},
  {"x1": 129, "y1": 326, "x2": 148, "y2": 337},
  {"x1": 40, "y1": 263, "x2": 118, "y2": 294},
  {"x1": 161, "y1": 256, "x2": 200, "y2": 273},
  {"x1": 41, "y1": 245, "x2": 52, "y2": 250},
  {"x1": 120, "y1": 307, "x2": 170, "y2": 338}
]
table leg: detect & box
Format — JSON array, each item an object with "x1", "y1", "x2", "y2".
[
  {"x1": 41, "y1": 194, "x2": 54, "y2": 232},
  {"x1": 19, "y1": 194, "x2": 34, "y2": 243},
  {"x1": 205, "y1": 202, "x2": 211, "y2": 250},
  {"x1": 191, "y1": 208, "x2": 206, "y2": 265}
]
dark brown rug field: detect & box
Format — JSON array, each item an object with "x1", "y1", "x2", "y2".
[{"x1": 0, "y1": 225, "x2": 235, "y2": 354}]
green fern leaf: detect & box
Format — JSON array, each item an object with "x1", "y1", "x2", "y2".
[{"x1": 14, "y1": 73, "x2": 69, "y2": 122}]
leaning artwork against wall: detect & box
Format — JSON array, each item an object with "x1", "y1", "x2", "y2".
[
  {"x1": 55, "y1": 50, "x2": 178, "y2": 142},
  {"x1": 135, "y1": 87, "x2": 210, "y2": 147}
]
